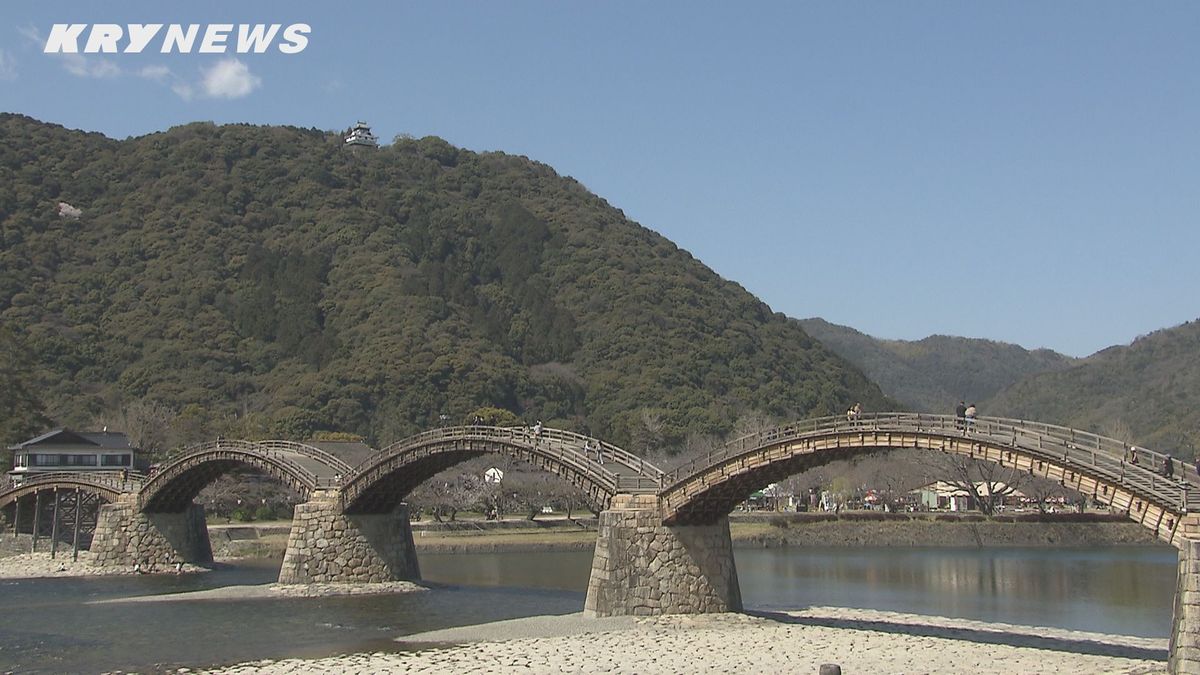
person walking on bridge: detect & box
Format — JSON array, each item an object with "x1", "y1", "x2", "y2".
[
  {"x1": 1163, "y1": 455, "x2": 1175, "y2": 479},
  {"x1": 964, "y1": 404, "x2": 977, "y2": 430}
]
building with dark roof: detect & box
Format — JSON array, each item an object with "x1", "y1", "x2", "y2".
[{"x1": 7, "y1": 429, "x2": 139, "y2": 477}]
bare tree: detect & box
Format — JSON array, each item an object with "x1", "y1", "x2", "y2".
[
  {"x1": 920, "y1": 451, "x2": 1031, "y2": 515},
  {"x1": 97, "y1": 400, "x2": 177, "y2": 460},
  {"x1": 630, "y1": 409, "x2": 667, "y2": 455}
]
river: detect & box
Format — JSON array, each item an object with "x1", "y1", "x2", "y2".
[{"x1": 0, "y1": 545, "x2": 1177, "y2": 673}]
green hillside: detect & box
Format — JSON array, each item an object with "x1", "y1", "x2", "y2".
[
  {"x1": 798, "y1": 318, "x2": 1077, "y2": 412},
  {"x1": 985, "y1": 320, "x2": 1200, "y2": 456},
  {"x1": 0, "y1": 114, "x2": 891, "y2": 453}
]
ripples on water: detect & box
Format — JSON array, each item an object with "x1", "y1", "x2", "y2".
[{"x1": 0, "y1": 546, "x2": 1177, "y2": 673}]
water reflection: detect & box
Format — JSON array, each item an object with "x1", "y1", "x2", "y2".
[{"x1": 737, "y1": 546, "x2": 1178, "y2": 637}]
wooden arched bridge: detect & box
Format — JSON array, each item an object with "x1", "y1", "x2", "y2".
[
  {"x1": 2, "y1": 415, "x2": 1196, "y2": 546},
  {"x1": 4, "y1": 414, "x2": 1200, "y2": 671}
]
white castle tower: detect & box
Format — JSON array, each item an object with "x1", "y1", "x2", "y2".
[{"x1": 344, "y1": 121, "x2": 378, "y2": 148}]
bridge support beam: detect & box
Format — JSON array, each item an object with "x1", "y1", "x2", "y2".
[
  {"x1": 1172, "y1": 527, "x2": 1200, "y2": 674},
  {"x1": 278, "y1": 493, "x2": 419, "y2": 584},
  {"x1": 90, "y1": 500, "x2": 213, "y2": 571},
  {"x1": 585, "y1": 494, "x2": 741, "y2": 617}
]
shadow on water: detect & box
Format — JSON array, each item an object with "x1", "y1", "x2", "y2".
[{"x1": 747, "y1": 610, "x2": 1169, "y2": 661}]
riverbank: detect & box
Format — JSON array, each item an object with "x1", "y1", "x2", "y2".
[
  {"x1": 0, "y1": 550, "x2": 208, "y2": 578},
  {"x1": 88, "y1": 579, "x2": 426, "y2": 603},
  {"x1": 199, "y1": 607, "x2": 1168, "y2": 674},
  {"x1": 0, "y1": 512, "x2": 1162, "y2": 576},
  {"x1": 208, "y1": 512, "x2": 1161, "y2": 558}
]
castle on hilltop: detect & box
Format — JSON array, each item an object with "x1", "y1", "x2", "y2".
[{"x1": 344, "y1": 121, "x2": 378, "y2": 148}]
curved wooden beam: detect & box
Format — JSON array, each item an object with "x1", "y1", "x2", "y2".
[
  {"x1": 138, "y1": 440, "x2": 325, "y2": 513},
  {"x1": 661, "y1": 414, "x2": 1193, "y2": 546},
  {"x1": 342, "y1": 426, "x2": 651, "y2": 514}
]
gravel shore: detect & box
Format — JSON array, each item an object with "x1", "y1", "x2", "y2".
[
  {"x1": 200, "y1": 607, "x2": 1168, "y2": 674},
  {"x1": 0, "y1": 551, "x2": 207, "y2": 578}
]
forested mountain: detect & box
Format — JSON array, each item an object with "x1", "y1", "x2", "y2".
[
  {"x1": 0, "y1": 114, "x2": 891, "y2": 454},
  {"x1": 986, "y1": 320, "x2": 1200, "y2": 456},
  {"x1": 798, "y1": 318, "x2": 1077, "y2": 413}
]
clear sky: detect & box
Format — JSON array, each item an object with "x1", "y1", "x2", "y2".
[{"x1": 2, "y1": 2, "x2": 1198, "y2": 357}]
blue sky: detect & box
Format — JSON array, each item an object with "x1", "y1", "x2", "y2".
[{"x1": 2, "y1": 2, "x2": 1198, "y2": 357}]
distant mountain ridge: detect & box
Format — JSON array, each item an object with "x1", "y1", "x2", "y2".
[
  {"x1": 0, "y1": 114, "x2": 891, "y2": 451},
  {"x1": 798, "y1": 318, "x2": 1078, "y2": 413},
  {"x1": 985, "y1": 320, "x2": 1200, "y2": 454}
]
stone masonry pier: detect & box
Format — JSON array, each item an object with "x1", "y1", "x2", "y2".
[
  {"x1": 90, "y1": 499, "x2": 212, "y2": 571},
  {"x1": 278, "y1": 493, "x2": 419, "y2": 584},
  {"x1": 584, "y1": 494, "x2": 741, "y2": 617},
  {"x1": 1172, "y1": 516, "x2": 1200, "y2": 674}
]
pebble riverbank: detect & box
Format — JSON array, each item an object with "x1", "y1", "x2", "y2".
[
  {"x1": 0, "y1": 551, "x2": 207, "y2": 578},
  {"x1": 198, "y1": 608, "x2": 1168, "y2": 674}
]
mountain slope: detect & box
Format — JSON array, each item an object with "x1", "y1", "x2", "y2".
[
  {"x1": 0, "y1": 114, "x2": 891, "y2": 451},
  {"x1": 985, "y1": 320, "x2": 1200, "y2": 454},
  {"x1": 798, "y1": 318, "x2": 1077, "y2": 412}
]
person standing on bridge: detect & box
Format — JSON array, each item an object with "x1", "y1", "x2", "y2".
[
  {"x1": 532, "y1": 420, "x2": 543, "y2": 442},
  {"x1": 964, "y1": 404, "x2": 977, "y2": 430},
  {"x1": 1164, "y1": 455, "x2": 1175, "y2": 479},
  {"x1": 955, "y1": 401, "x2": 967, "y2": 430}
]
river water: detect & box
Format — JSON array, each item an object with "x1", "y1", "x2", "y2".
[{"x1": 0, "y1": 546, "x2": 1178, "y2": 673}]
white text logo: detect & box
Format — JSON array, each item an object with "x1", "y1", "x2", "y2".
[{"x1": 44, "y1": 24, "x2": 310, "y2": 54}]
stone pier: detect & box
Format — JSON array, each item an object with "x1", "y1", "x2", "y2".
[
  {"x1": 278, "y1": 493, "x2": 419, "y2": 584},
  {"x1": 1172, "y1": 524, "x2": 1200, "y2": 674},
  {"x1": 584, "y1": 494, "x2": 741, "y2": 616},
  {"x1": 90, "y1": 499, "x2": 212, "y2": 570}
]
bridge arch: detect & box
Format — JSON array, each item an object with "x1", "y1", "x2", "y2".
[
  {"x1": 660, "y1": 413, "x2": 1193, "y2": 546},
  {"x1": 138, "y1": 440, "x2": 347, "y2": 513},
  {"x1": 0, "y1": 474, "x2": 125, "y2": 512},
  {"x1": 341, "y1": 426, "x2": 662, "y2": 514}
]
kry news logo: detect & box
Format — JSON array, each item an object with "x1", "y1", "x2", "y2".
[{"x1": 43, "y1": 24, "x2": 311, "y2": 54}]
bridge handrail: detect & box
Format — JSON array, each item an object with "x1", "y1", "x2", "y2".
[
  {"x1": 1, "y1": 471, "x2": 142, "y2": 493},
  {"x1": 349, "y1": 426, "x2": 623, "y2": 495},
  {"x1": 662, "y1": 413, "x2": 1193, "y2": 511},
  {"x1": 352, "y1": 425, "x2": 663, "y2": 485},
  {"x1": 978, "y1": 415, "x2": 1190, "y2": 481},
  {"x1": 254, "y1": 440, "x2": 353, "y2": 475},
  {"x1": 343, "y1": 425, "x2": 628, "y2": 499},
  {"x1": 152, "y1": 440, "x2": 322, "y2": 490}
]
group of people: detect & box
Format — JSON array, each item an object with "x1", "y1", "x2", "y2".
[
  {"x1": 1128, "y1": 444, "x2": 1195, "y2": 480},
  {"x1": 954, "y1": 401, "x2": 978, "y2": 429},
  {"x1": 526, "y1": 419, "x2": 604, "y2": 464},
  {"x1": 845, "y1": 402, "x2": 862, "y2": 422}
]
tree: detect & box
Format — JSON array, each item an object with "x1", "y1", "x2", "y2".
[
  {"x1": 0, "y1": 327, "x2": 50, "y2": 449},
  {"x1": 466, "y1": 406, "x2": 519, "y2": 426},
  {"x1": 921, "y1": 451, "x2": 1030, "y2": 515},
  {"x1": 98, "y1": 400, "x2": 176, "y2": 461}
]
